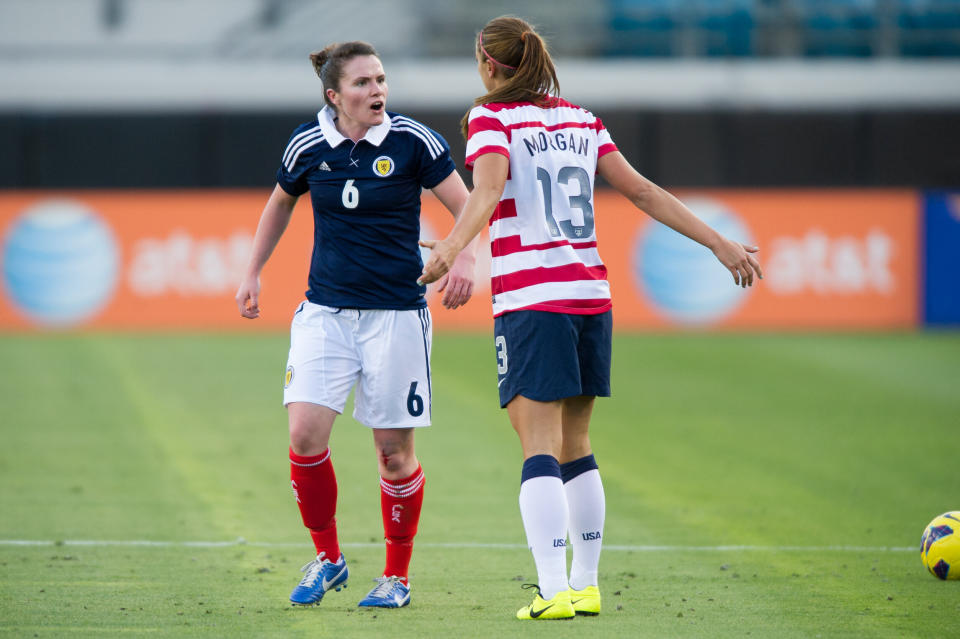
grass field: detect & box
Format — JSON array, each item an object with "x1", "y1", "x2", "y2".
[{"x1": 1, "y1": 331, "x2": 959, "y2": 638}]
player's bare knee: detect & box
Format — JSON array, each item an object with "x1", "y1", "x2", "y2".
[
  {"x1": 378, "y1": 452, "x2": 401, "y2": 474},
  {"x1": 377, "y1": 447, "x2": 410, "y2": 474},
  {"x1": 289, "y1": 421, "x2": 327, "y2": 456},
  {"x1": 376, "y1": 439, "x2": 416, "y2": 476}
]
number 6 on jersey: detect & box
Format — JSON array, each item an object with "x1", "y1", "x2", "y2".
[{"x1": 342, "y1": 179, "x2": 359, "y2": 209}]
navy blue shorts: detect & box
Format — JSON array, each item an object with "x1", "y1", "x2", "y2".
[{"x1": 493, "y1": 310, "x2": 612, "y2": 408}]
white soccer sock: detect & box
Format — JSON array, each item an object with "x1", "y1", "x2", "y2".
[
  {"x1": 518, "y1": 475, "x2": 570, "y2": 599},
  {"x1": 565, "y1": 468, "x2": 605, "y2": 591}
]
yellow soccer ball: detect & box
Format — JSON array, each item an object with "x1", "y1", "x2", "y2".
[{"x1": 920, "y1": 511, "x2": 960, "y2": 580}]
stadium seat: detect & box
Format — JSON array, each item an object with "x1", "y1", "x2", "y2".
[
  {"x1": 693, "y1": 0, "x2": 755, "y2": 57},
  {"x1": 606, "y1": 0, "x2": 680, "y2": 57},
  {"x1": 799, "y1": 0, "x2": 879, "y2": 57},
  {"x1": 898, "y1": 0, "x2": 960, "y2": 56},
  {"x1": 606, "y1": 0, "x2": 754, "y2": 57}
]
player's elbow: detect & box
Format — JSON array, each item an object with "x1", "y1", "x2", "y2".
[
  {"x1": 476, "y1": 179, "x2": 505, "y2": 203},
  {"x1": 626, "y1": 178, "x2": 659, "y2": 213}
]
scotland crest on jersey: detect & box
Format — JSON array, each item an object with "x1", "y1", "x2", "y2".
[{"x1": 373, "y1": 156, "x2": 395, "y2": 177}]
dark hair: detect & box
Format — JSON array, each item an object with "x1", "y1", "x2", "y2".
[
  {"x1": 309, "y1": 41, "x2": 379, "y2": 110},
  {"x1": 461, "y1": 16, "x2": 560, "y2": 139}
]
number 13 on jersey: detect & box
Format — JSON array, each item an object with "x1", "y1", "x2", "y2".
[{"x1": 536, "y1": 165, "x2": 595, "y2": 239}]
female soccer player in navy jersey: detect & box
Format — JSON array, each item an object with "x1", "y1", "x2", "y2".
[
  {"x1": 418, "y1": 16, "x2": 763, "y2": 620},
  {"x1": 235, "y1": 41, "x2": 477, "y2": 610}
]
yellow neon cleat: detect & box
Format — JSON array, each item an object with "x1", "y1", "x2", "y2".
[
  {"x1": 516, "y1": 585, "x2": 575, "y2": 620},
  {"x1": 569, "y1": 585, "x2": 601, "y2": 615}
]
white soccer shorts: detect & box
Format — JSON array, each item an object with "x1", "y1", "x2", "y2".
[{"x1": 283, "y1": 302, "x2": 433, "y2": 429}]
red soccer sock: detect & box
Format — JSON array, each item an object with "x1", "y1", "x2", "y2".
[
  {"x1": 290, "y1": 447, "x2": 340, "y2": 560},
  {"x1": 380, "y1": 464, "x2": 425, "y2": 584}
]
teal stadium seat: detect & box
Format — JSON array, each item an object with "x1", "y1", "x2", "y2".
[
  {"x1": 898, "y1": 0, "x2": 960, "y2": 56},
  {"x1": 606, "y1": 0, "x2": 679, "y2": 56},
  {"x1": 606, "y1": 0, "x2": 755, "y2": 57},
  {"x1": 693, "y1": 0, "x2": 754, "y2": 57},
  {"x1": 799, "y1": 0, "x2": 878, "y2": 57}
]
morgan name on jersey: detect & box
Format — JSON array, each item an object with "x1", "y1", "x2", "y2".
[{"x1": 521, "y1": 130, "x2": 592, "y2": 158}]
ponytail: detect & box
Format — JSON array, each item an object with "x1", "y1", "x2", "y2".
[{"x1": 461, "y1": 16, "x2": 560, "y2": 139}]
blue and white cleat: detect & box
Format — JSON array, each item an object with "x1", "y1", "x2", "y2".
[
  {"x1": 357, "y1": 576, "x2": 410, "y2": 608},
  {"x1": 289, "y1": 552, "x2": 348, "y2": 605}
]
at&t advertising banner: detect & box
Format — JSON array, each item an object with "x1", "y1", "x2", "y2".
[
  {"x1": 603, "y1": 189, "x2": 919, "y2": 329},
  {"x1": 0, "y1": 189, "x2": 922, "y2": 331}
]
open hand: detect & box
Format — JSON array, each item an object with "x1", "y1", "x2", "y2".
[
  {"x1": 713, "y1": 239, "x2": 763, "y2": 288},
  {"x1": 435, "y1": 251, "x2": 475, "y2": 309}
]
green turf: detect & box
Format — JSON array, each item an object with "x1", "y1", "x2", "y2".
[{"x1": 1, "y1": 332, "x2": 958, "y2": 638}]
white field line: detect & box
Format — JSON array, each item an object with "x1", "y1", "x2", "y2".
[{"x1": 0, "y1": 539, "x2": 915, "y2": 552}]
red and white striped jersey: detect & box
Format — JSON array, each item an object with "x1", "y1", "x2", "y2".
[{"x1": 465, "y1": 98, "x2": 618, "y2": 317}]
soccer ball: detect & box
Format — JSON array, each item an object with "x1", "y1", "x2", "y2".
[{"x1": 920, "y1": 511, "x2": 960, "y2": 580}]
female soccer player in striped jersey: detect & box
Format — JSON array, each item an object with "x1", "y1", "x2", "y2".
[
  {"x1": 236, "y1": 41, "x2": 477, "y2": 610},
  {"x1": 418, "y1": 16, "x2": 762, "y2": 620}
]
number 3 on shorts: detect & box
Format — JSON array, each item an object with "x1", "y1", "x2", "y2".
[{"x1": 495, "y1": 335, "x2": 508, "y2": 375}]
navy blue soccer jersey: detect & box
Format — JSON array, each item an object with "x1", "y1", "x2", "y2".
[{"x1": 276, "y1": 106, "x2": 457, "y2": 310}]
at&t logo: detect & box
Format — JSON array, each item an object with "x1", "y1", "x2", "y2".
[
  {"x1": 633, "y1": 197, "x2": 753, "y2": 325},
  {"x1": 2, "y1": 200, "x2": 119, "y2": 326}
]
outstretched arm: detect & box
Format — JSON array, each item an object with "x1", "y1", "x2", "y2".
[
  {"x1": 598, "y1": 151, "x2": 762, "y2": 287},
  {"x1": 235, "y1": 184, "x2": 299, "y2": 319},
  {"x1": 429, "y1": 170, "x2": 480, "y2": 309},
  {"x1": 418, "y1": 153, "x2": 509, "y2": 285}
]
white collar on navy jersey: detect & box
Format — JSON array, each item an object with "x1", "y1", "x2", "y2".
[{"x1": 317, "y1": 105, "x2": 391, "y2": 148}]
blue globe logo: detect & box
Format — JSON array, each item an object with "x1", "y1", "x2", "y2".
[
  {"x1": 2, "y1": 200, "x2": 119, "y2": 326},
  {"x1": 634, "y1": 197, "x2": 753, "y2": 325}
]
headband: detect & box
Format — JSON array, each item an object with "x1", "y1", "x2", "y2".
[{"x1": 479, "y1": 32, "x2": 517, "y2": 71}]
